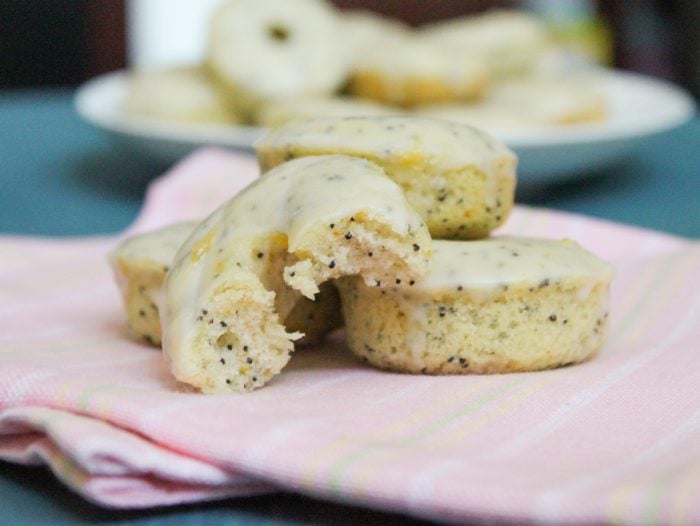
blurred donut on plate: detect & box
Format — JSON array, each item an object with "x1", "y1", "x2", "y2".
[
  {"x1": 208, "y1": 0, "x2": 350, "y2": 118},
  {"x1": 124, "y1": 66, "x2": 240, "y2": 124},
  {"x1": 347, "y1": 34, "x2": 489, "y2": 106},
  {"x1": 421, "y1": 10, "x2": 552, "y2": 79},
  {"x1": 255, "y1": 96, "x2": 402, "y2": 127}
]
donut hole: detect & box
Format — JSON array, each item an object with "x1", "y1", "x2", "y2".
[
  {"x1": 267, "y1": 24, "x2": 291, "y2": 43},
  {"x1": 216, "y1": 331, "x2": 242, "y2": 352}
]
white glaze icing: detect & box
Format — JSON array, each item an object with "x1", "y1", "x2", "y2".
[
  {"x1": 416, "y1": 103, "x2": 534, "y2": 132},
  {"x1": 163, "y1": 155, "x2": 425, "y2": 377},
  {"x1": 342, "y1": 9, "x2": 411, "y2": 64},
  {"x1": 389, "y1": 237, "x2": 613, "y2": 357},
  {"x1": 424, "y1": 10, "x2": 547, "y2": 48},
  {"x1": 112, "y1": 222, "x2": 196, "y2": 264},
  {"x1": 255, "y1": 115, "x2": 517, "y2": 178},
  {"x1": 421, "y1": 10, "x2": 549, "y2": 70},
  {"x1": 416, "y1": 237, "x2": 614, "y2": 298},
  {"x1": 208, "y1": 0, "x2": 349, "y2": 99},
  {"x1": 257, "y1": 96, "x2": 401, "y2": 127},
  {"x1": 487, "y1": 77, "x2": 606, "y2": 124},
  {"x1": 352, "y1": 33, "x2": 488, "y2": 91},
  {"x1": 125, "y1": 68, "x2": 237, "y2": 125}
]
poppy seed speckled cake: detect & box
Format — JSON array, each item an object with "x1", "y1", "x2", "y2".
[
  {"x1": 161, "y1": 155, "x2": 431, "y2": 393},
  {"x1": 109, "y1": 222, "x2": 343, "y2": 348},
  {"x1": 255, "y1": 115, "x2": 517, "y2": 240},
  {"x1": 337, "y1": 237, "x2": 613, "y2": 374}
]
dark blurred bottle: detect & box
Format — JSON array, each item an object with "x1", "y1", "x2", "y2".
[
  {"x1": 604, "y1": 0, "x2": 700, "y2": 100},
  {"x1": 606, "y1": 0, "x2": 675, "y2": 80}
]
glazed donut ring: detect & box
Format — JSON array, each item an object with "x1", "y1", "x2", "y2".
[
  {"x1": 486, "y1": 76, "x2": 608, "y2": 125},
  {"x1": 415, "y1": 76, "x2": 607, "y2": 132},
  {"x1": 109, "y1": 222, "x2": 342, "y2": 348},
  {"x1": 162, "y1": 155, "x2": 431, "y2": 393},
  {"x1": 347, "y1": 36, "x2": 489, "y2": 106},
  {"x1": 421, "y1": 10, "x2": 551, "y2": 79},
  {"x1": 109, "y1": 222, "x2": 196, "y2": 346},
  {"x1": 414, "y1": 103, "x2": 535, "y2": 133},
  {"x1": 338, "y1": 237, "x2": 613, "y2": 375},
  {"x1": 255, "y1": 115, "x2": 517, "y2": 240},
  {"x1": 255, "y1": 96, "x2": 400, "y2": 127},
  {"x1": 207, "y1": 0, "x2": 349, "y2": 117},
  {"x1": 341, "y1": 10, "x2": 412, "y2": 68},
  {"x1": 124, "y1": 67, "x2": 239, "y2": 125}
]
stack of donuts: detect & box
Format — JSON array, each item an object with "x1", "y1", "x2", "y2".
[
  {"x1": 110, "y1": 115, "x2": 613, "y2": 393},
  {"x1": 124, "y1": 0, "x2": 607, "y2": 133}
]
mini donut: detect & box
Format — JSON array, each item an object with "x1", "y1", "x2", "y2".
[
  {"x1": 337, "y1": 237, "x2": 614, "y2": 374},
  {"x1": 415, "y1": 76, "x2": 607, "y2": 131},
  {"x1": 254, "y1": 96, "x2": 401, "y2": 127},
  {"x1": 414, "y1": 103, "x2": 534, "y2": 133},
  {"x1": 486, "y1": 76, "x2": 608, "y2": 125},
  {"x1": 207, "y1": 0, "x2": 350, "y2": 118},
  {"x1": 124, "y1": 67, "x2": 239, "y2": 125},
  {"x1": 347, "y1": 34, "x2": 489, "y2": 106},
  {"x1": 341, "y1": 9, "x2": 412, "y2": 67},
  {"x1": 109, "y1": 223, "x2": 342, "y2": 348},
  {"x1": 162, "y1": 155, "x2": 431, "y2": 393},
  {"x1": 109, "y1": 222, "x2": 196, "y2": 346},
  {"x1": 255, "y1": 115, "x2": 517, "y2": 240},
  {"x1": 421, "y1": 10, "x2": 551, "y2": 79}
]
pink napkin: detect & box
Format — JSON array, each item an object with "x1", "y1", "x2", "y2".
[{"x1": 1, "y1": 149, "x2": 699, "y2": 524}]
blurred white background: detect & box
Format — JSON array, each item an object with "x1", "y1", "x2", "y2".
[
  {"x1": 127, "y1": 0, "x2": 224, "y2": 68},
  {"x1": 2, "y1": 0, "x2": 698, "y2": 100}
]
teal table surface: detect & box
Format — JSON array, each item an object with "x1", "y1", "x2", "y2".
[
  {"x1": 0, "y1": 88, "x2": 698, "y2": 525},
  {"x1": 1, "y1": 89, "x2": 699, "y2": 239}
]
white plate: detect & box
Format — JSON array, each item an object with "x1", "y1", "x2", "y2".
[{"x1": 75, "y1": 70, "x2": 695, "y2": 184}]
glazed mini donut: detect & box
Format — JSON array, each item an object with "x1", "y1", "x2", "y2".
[
  {"x1": 486, "y1": 76, "x2": 608, "y2": 125},
  {"x1": 254, "y1": 96, "x2": 401, "y2": 127},
  {"x1": 341, "y1": 9, "x2": 412, "y2": 66},
  {"x1": 347, "y1": 35, "x2": 489, "y2": 106},
  {"x1": 207, "y1": 0, "x2": 349, "y2": 118},
  {"x1": 109, "y1": 223, "x2": 342, "y2": 348},
  {"x1": 162, "y1": 155, "x2": 431, "y2": 393},
  {"x1": 109, "y1": 222, "x2": 196, "y2": 346},
  {"x1": 337, "y1": 237, "x2": 614, "y2": 374},
  {"x1": 414, "y1": 102, "x2": 533, "y2": 133},
  {"x1": 415, "y1": 76, "x2": 607, "y2": 131},
  {"x1": 255, "y1": 115, "x2": 517, "y2": 240},
  {"x1": 421, "y1": 10, "x2": 551, "y2": 79},
  {"x1": 124, "y1": 67, "x2": 239, "y2": 125}
]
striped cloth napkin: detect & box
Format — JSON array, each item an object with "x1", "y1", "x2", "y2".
[{"x1": 1, "y1": 149, "x2": 699, "y2": 524}]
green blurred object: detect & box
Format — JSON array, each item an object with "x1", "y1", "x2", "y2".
[{"x1": 524, "y1": 0, "x2": 614, "y2": 65}]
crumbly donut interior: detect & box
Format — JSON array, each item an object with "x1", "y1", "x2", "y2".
[
  {"x1": 168, "y1": 234, "x2": 303, "y2": 393},
  {"x1": 187, "y1": 275, "x2": 299, "y2": 393},
  {"x1": 284, "y1": 212, "x2": 431, "y2": 298}
]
